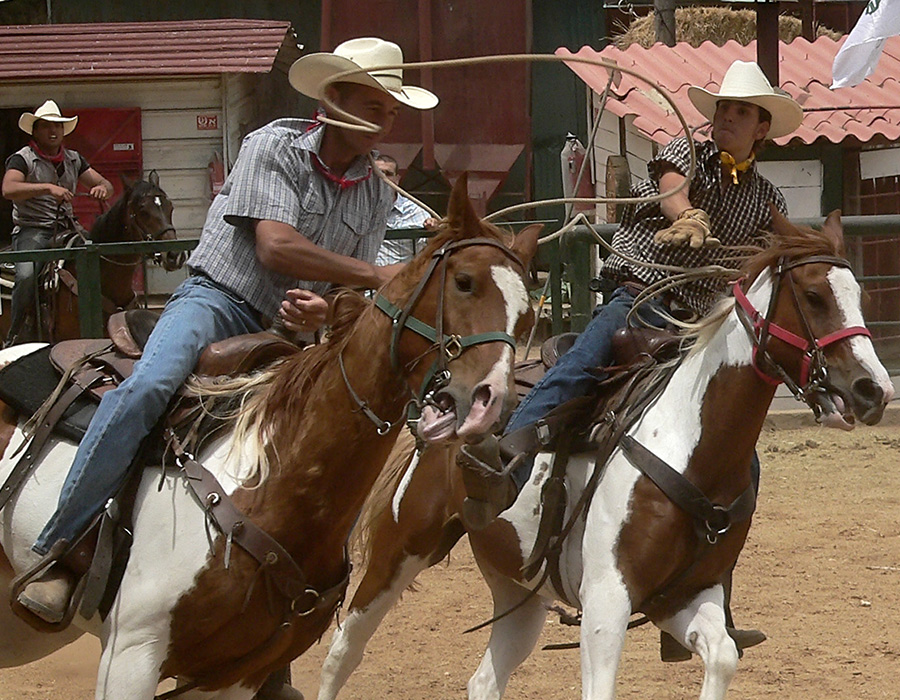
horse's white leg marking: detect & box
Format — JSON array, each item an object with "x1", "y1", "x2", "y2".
[
  {"x1": 467, "y1": 567, "x2": 547, "y2": 700},
  {"x1": 391, "y1": 449, "x2": 422, "y2": 522},
  {"x1": 828, "y1": 267, "x2": 895, "y2": 399},
  {"x1": 657, "y1": 586, "x2": 738, "y2": 700},
  {"x1": 318, "y1": 555, "x2": 430, "y2": 700},
  {"x1": 457, "y1": 266, "x2": 529, "y2": 438}
]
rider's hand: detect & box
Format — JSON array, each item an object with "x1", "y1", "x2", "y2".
[
  {"x1": 278, "y1": 288, "x2": 329, "y2": 333},
  {"x1": 89, "y1": 183, "x2": 112, "y2": 200},
  {"x1": 653, "y1": 208, "x2": 720, "y2": 249},
  {"x1": 47, "y1": 184, "x2": 74, "y2": 203}
]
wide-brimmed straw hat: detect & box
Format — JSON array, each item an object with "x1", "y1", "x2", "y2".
[
  {"x1": 687, "y1": 61, "x2": 803, "y2": 139},
  {"x1": 289, "y1": 37, "x2": 438, "y2": 111},
  {"x1": 19, "y1": 100, "x2": 78, "y2": 136}
]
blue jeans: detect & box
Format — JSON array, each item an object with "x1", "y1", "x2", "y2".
[
  {"x1": 6, "y1": 227, "x2": 56, "y2": 344},
  {"x1": 505, "y1": 285, "x2": 670, "y2": 490},
  {"x1": 34, "y1": 275, "x2": 265, "y2": 554}
]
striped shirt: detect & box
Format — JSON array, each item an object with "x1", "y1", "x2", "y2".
[
  {"x1": 375, "y1": 194, "x2": 431, "y2": 266},
  {"x1": 188, "y1": 119, "x2": 393, "y2": 319},
  {"x1": 603, "y1": 138, "x2": 787, "y2": 315}
]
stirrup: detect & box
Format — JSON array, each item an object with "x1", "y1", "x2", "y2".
[{"x1": 9, "y1": 540, "x2": 85, "y2": 633}]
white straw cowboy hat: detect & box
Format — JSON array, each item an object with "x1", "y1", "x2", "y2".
[
  {"x1": 687, "y1": 61, "x2": 803, "y2": 139},
  {"x1": 18, "y1": 100, "x2": 78, "y2": 136},
  {"x1": 289, "y1": 37, "x2": 438, "y2": 111}
]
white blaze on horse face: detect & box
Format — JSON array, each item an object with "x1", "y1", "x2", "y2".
[
  {"x1": 154, "y1": 196, "x2": 162, "y2": 208},
  {"x1": 827, "y1": 267, "x2": 895, "y2": 400},
  {"x1": 455, "y1": 265, "x2": 529, "y2": 438}
]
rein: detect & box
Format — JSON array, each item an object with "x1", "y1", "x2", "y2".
[
  {"x1": 733, "y1": 254, "x2": 871, "y2": 419},
  {"x1": 343, "y1": 237, "x2": 526, "y2": 435}
]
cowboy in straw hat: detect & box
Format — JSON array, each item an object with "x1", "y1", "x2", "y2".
[
  {"x1": 457, "y1": 59, "x2": 803, "y2": 660},
  {"x1": 2, "y1": 99, "x2": 113, "y2": 347},
  {"x1": 14, "y1": 39, "x2": 435, "y2": 700}
]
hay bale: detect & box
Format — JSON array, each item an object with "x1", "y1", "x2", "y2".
[{"x1": 613, "y1": 7, "x2": 842, "y2": 50}]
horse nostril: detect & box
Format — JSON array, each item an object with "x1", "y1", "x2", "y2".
[{"x1": 852, "y1": 376, "x2": 884, "y2": 407}]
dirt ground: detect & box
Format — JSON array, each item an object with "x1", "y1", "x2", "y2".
[{"x1": 3, "y1": 420, "x2": 900, "y2": 699}]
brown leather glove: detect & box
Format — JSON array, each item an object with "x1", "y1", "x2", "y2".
[{"x1": 653, "y1": 208, "x2": 720, "y2": 249}]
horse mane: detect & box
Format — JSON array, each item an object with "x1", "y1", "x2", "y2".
[
  {"x1": 186, "y1": 290, "x2": 371, "y2": 486},
  {"x1": 88, "y1": 192, "x2": 127, "y2": 243},
  {"x1": 683, "y1": 213, "x2": 843, "y2": 352}
]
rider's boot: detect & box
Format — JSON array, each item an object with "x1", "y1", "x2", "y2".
[
  {"x1": 16, "y1": 567, "x2": 77, "y2": 624},
  {"x1": 254, "y1": 665, "x2": 304, "y2": 700},
  {"x1": 456, "y1": 435, "x2": 518, "y2": 530},
  {"x1": 659, "y1": 567, "x2": 766, "y2": 662}
]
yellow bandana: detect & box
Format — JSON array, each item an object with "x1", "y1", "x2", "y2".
[{"x1": 720, "y1": 151, "x2": 755, "y2": 185}]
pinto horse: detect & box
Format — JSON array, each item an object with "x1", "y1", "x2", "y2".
[
  {"x1": 0, "y1": 176, "x2": 540, "y2": 698},
  {"x1": 0, "y1": 170, "x2": 181, "y2": 343},
  {"x1": 317, "y1": 210, "x2": 894, "y2": 700}
]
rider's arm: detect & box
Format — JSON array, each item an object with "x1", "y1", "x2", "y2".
[
  {"x1": 1, "y1": 168, "x2": 72, "y2": 203},
  {"x1": 657, "y1": 166, "x2": 693, "y2": 223},
  {"x1": 78, "y1": 168, "x2": 114, "y2": 200},
  {"x1": 254, "y1": 219, "x2": 395, "y2": 290}
]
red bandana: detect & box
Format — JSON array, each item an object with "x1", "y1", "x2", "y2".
[
  {"x1": 30, "y1": 140, "x2": 66, "y2": 164},
  {"x1": 312, "y1": 153, "x2": 371, "y2": 190}
]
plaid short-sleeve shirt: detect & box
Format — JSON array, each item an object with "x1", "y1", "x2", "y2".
[
  {"x1": 188, "y1": 119, "x2": 393, "y2": 319},
  {"x1": 603, "y1": 138, "x2": 787, "y2": 315}
]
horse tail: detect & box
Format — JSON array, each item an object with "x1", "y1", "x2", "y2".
[{"x1": 351, "y1": 429, "x2": 419, "y2": 568}]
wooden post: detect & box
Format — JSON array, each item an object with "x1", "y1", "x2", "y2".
[{"x1": 756, "y1": 1, "x2": 780, "y2": 86}]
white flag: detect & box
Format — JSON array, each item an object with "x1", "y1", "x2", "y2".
[{"x1": 832, "y1": 0, "x2": 900, "y2": 89}]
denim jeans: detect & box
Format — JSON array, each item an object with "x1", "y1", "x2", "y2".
[
  {"x1": 6, "y1": 226, "x2": 56, "y2": 344},
  {"x1": 505, "y1": 285, "x2": 670, "y2": 490},
  {"x1": 34, "y1": 274, "x2": 265, "y2": 554}
]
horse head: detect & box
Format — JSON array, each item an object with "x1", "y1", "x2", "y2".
[
  {"x1": 380, "y1": 174, "x2": 540, "y2": 444},
  {"x1": 124, "y1": 170, "x2": 183, "y2": 271},
  {"x1": 737, "y1": 208, "x2": 894, "y2": 428}
]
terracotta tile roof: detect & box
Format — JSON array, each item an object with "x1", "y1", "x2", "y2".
[
  {"x1": 557, "y1": 36, "x2": 900, "y2": 146},
  {"x1": 0, "y1": 19, "x2": 302, "y2": 80}
]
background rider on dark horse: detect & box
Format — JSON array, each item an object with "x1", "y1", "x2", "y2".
[{"x1": 2, "y1": 99, "x2": 113, "y2": 348}]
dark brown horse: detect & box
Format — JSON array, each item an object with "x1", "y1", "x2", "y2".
[
  {"x1": 0, "y1": 170, "x2": 181, "y2": 342},
  {"x1": 0, "y1": 174, "x2": 540, "y2": 699},
  {"x1": 317, "y1": 210, "x2": 894, "y2": 700}
]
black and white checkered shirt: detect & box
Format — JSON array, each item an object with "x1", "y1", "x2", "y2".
[
  {"x1": 603, "y1": 138, "x2": 787, "y2": 315},
  {"x1": 188, "y1": 119, "x2": 393, "y2": 319}
]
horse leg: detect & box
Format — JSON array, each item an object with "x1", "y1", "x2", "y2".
[
  {"x1": 319, "y1": 444, "x2": 462, "y2": 700},
  {"x1": 656, "y1": 585, "x2": 738, "y2": 700},
  {"x1": 466, "y1": 565, "x2": 547, "y2": 700},
  {"x1": 578, "y1": 571, "x2": 631, "y2": 700},
  {"x1": 318, "y1": 551, "x2": 431, "y2": 700}
]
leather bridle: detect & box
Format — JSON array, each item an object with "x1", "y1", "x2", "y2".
[
  {"x1": 343, "y1": 236, "x2": 527, "y2": 435},
  {"x1": 733, "y1": 254, "x2": 871, "y2": 418}
]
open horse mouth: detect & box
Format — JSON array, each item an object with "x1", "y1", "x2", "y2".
[
  {"x1": 813, "y1": 377, "x2": 892, "y2": 431},
  {"x1": 416, "y1": 383, "x2": 505, "y2": 444}
]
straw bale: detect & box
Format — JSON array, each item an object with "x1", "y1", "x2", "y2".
[{"x1": 613, "y1": 7, "x2": 842, "y2": 49}]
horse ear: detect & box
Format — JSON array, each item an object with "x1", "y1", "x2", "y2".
[
  {"x1": 445, "y1": 173, "x2": 481, "y2": 238},
  {"x1": 821, "y1": 209, "x2": 846, "y2": 256},
  {"x1": 512, "y1": 223, "x2": 542, "y2": 270},
  {"x1": 120, "y1": 173, "x2": 136, "y2": 191},
  {"x1": 148, "y1": 170, "x2": 160, "y2": 188},
  {"x1": 769, "y1": 202, "x2": 791, "y2": 238}
]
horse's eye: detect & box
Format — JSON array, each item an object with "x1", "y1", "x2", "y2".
[
  {"x1": 455, "y1": 273, "x2": 473, "y2": 293},
  {"x1": 805, "y1": 290, "x2": 825, "y2": 308}
]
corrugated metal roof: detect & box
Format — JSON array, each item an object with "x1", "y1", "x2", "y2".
[
  {"x1": 0, "y1": 19, "x2": 302, "y2": 80},
  {"x1": 557, "y1": 36, "x2": 900, "y2": 146}
]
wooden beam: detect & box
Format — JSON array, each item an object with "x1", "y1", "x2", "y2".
[{"x1": 756, "y1": 1, "x2": 780, "y2": 86}]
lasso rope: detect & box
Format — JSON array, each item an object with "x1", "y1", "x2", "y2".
[{"x1": 318, "y1": 52, "x2": 745, "y2": 317}]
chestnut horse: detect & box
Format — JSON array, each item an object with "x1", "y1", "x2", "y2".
[
  {"x1": 0, "y1": 176, "x2": 540, "y2": 698},
  {"x1": 317, "y1": 210, "x2": 894, "y2": 700},
  {"x1": 0, "y1": 170, "x2": 181, "y2": 342}
]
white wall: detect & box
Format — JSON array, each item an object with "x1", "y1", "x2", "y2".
[
  {"x1": 860, "y1": 146, "x2": 900, "y2": 179},
  {"x1": 756, "y1": 159, "x2": 822, "y2": 218}
]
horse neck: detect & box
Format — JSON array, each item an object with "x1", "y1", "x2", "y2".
[
  {"x1": 89, "y1": 197, "x2": 130, "y2": 244},
  {"x1": 641, "y1": 281, "x2": 779, "y2": 492},
  {"x1": 250, "y1": 308, "x2": 409, "y2": 573}
]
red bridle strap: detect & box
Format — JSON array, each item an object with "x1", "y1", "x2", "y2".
[{"x1": 732, "y1": 280, "x2": 871, "y2": 386}]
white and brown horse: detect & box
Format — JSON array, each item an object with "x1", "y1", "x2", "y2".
[
  {"x1": 0, "y1": 175, "x2": 539, "y2": 698},
  {"x1": 317, "y1": 210, "x2": 894, "y2": 700}
]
